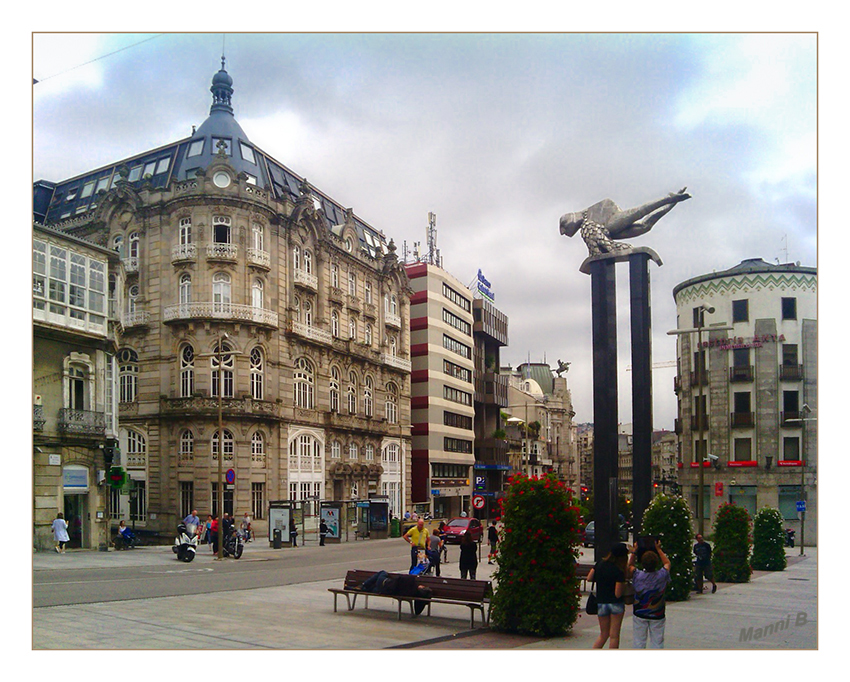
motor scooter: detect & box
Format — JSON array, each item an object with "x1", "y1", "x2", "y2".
[
  {"x1": 785, "y1": 528, "x2": 796, "y2": 548},
  {"x1": 222, "y1": 527, "x2": 244, "y2": 559},
  {"x1": 172, "y1": 522, "x2": 199, "y2": 562}
]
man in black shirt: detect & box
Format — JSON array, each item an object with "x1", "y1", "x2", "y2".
[{"x1": 693, "y1": 534, "x2": 717, "y2": 593}]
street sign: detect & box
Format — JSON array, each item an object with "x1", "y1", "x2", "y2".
[
  {"x1": 474, "y1": 475, "x2": 486, "y2": 491},
  {"x1": 225, "y1": 468, "x2": 236, "y2": 485},
  {"x1": 472, "y1": 495, "x2": 486, "y2": 510},
  {"x1": 796, "y1": 500, "x2": 806, "y2": 513}
]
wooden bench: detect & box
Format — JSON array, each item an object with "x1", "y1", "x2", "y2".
[
  {"x1": 575, "y1": 563, "x2": 593, "y2": 592},
  {"x1": 328, "y1": 569, "x2": 492, "y2": 629}
]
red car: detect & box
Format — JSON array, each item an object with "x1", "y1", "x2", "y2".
[{"x1": 441, "y1": 517, "x2": 483, "y2": 544}]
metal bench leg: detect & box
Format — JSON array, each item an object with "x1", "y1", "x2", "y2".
[
  {"x1": 349, "y1": 594, "x2": 357, "y2": 611},
  {"x1": 333, "y1": 593, "x2": 338, "y2": 613}
]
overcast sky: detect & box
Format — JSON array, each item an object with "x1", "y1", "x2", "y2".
[{"x1": 31, "y1": 31, "x2": 817, "y2": 429}]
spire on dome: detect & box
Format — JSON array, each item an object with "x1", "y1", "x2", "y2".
[{"x1": 210, "y1": 55, "x2": 234, "y2": 115}]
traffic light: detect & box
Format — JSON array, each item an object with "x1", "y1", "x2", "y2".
[
  {"x1": 104, "y1": 439, "x2": 119, "y2": 465},
  {"x1": 108, "y1": 466, "x2": 126, "y2": 489}
]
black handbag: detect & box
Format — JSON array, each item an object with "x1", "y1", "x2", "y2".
[{"x1": 586, "y1": 579, "x2": 598, "y2": 615}]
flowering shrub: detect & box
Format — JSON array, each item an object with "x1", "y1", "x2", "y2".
[
  {"x1": 489, "y1": 473, "x2": 582, "y2": 636},
  {"x1": 712, "y1": 503, "x2": 752, "y2": 582},
  {"x1": 752, "y1": 507, "x2": 787, "y2": 571},
  {"x1": 639, "y1": 493, "x2": 694, "y2": 601}
]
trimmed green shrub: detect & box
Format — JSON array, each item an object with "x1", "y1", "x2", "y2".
[
  {"x1": 712, "y1": 503, "x2": 752, "y2": 582},
  {"x1": 490, "y1": 473, "x2": 582, "y2": 636},
  {"x1": 752, "y1": 507, "x2": 787, "y2": 571},
  {"x1": 639, "y1": 493, "x2": 694, "y2": 601}
]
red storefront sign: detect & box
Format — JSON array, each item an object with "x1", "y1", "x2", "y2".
[
  {"x1": 777, "y1": 460, "x2": 804, "y2": 467},
  {"x1": 689, "y1": 461, "x2": 712, "y2": 468},
  {"x1": 727, "y1": 461, "x2": 758, "y2": 467}
]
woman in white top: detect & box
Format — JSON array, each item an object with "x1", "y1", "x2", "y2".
[{"x1": 52, "y1": 512, "x2": 70, "y2": 554}]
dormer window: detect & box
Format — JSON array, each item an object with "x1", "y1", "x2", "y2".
[
  {"x1": 128, "y1": 165, "x2": 142, "y2": 182},
  {"x1": 187, "y1": 140, "x2": 204, "y2": 157},
  {"x1": 212, "y1": 137, "x2": 232, "y2": 155},
  {"x1": 240, "y1": 143, "x2": 256, "y2": 164},
  {"x1": 155, "y1": 158, "x2": 170, "y2": 174},
  {"x1": 95, "y1": 177, "x2": 110, "y2": 193}
]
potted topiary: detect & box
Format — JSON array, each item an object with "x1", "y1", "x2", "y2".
[
  {"x1": 639, "y1": 493, "x2": 695, "y2": 601},
  {"x1": 490, "y1": 473, "x2": 583, "y2": 636},
  {"x1": 712, "y1": 503, "x2": 752, "y2": 582},
  {"x1": 752, "y1": 507, "x2": 787, "y2": 571}
]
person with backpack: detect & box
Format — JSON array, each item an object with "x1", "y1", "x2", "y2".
[
  {"x1": 459, "y1": 530, "x2": 478, "y2": 579},
  {"x1": 487, "y1": 520, "x2": 499, "y2": 564}
]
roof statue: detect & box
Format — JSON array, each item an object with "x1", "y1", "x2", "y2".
[
  {"x1": 555, "y1": 359, "x2": 570, "y2": 376},
  {"x1": 559, "y1": 188, "x2": 691, "y2": 274}
]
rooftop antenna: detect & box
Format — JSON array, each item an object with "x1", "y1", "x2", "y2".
[
  {"x1": 779, "y1": 234, "x2": 789, "y2": 264},
  {"x1": 426, "y1": 212, "x2": 438, "y2": 266}
]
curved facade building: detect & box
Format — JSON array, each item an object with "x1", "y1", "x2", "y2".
[
  {"x1": 33, "y1": 63, "x2": 413, "y2": 539},
  {"x1": 671, "y1": 258, "x2": 817, "y2": 542}
]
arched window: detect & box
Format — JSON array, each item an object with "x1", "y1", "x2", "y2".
[
  {"x1": 330, "y1": 366, "x2": 340, "y2": 413},
  {"x1": 252, "y1": 223, "x2": 264, "y2": 251},
  {"x1": 289, "y1": 433, "x2": 322, "y2": 471},
  {"x1": 250, "y1": 347, "x2": 264, "y2": 400},
  {"x1": 347, "y1": 371, "x2": 357, "y2": 415},
  {"x1": 304, "y1": 300, "x2": 313, "y2": 326},
  {"x1": 349, "y1": 316, "x2": 357, "y2": 340},
  {"x1": 294, "y1": 358, "x2": 314, "y2": 409},
  {"x1": 389, "y1": 334, "x2": 397, "y2": 357},
  {"x1": 67, "y1": 363, "x2": 88, "y2": 410},
  {"x1": 293, "y1": 296, "x2": 300, "y2": 323},
  {"x1": 126, "y1": 429, "x2": 147, "y2": 468},
  {"x1": 118, "y1": 348, "x2": 139, "y2": 403},
  {"x1": 364, "y1": 375, "x2": 373, "y2": 418},
  {"x1": 211, "y1": 429, "x2": 235, "y2": 462},
  {"x1": 179, "y1": 430, "x2": 194, "y2": 465},
  {"x1": 386, "y1": 382, "x2": 399, "y2": 424},
  {"x1": 365, "y1": 323, "x2": 373, "y2": 347},
  {"x1": 365, "y1": 281, "x2": 372, "y2": 304},
  {"x1": 128, "y1": 231, "x2": 139, "y2": 259},
  {"x1": 252, "y1": 279, "x2": 264, "y2": 309},
  {"x1": 331, "y1": 262, "x2": 339, "y2": 288},
  {"x1": 112, "y1": 234, "x2": 124, "y2": 257},
  {"x1": 212, "y1": 272, "x2": 231, "y2": 313},
  {"x1": 365, "y1": 444, "x2": 375, "y2": 461},
  {"x1": 179, "y1": 273, "x2": 191, "y2": 305},
  {"x1": 348, "y1": 442, "x2": 358, "y2": 460},
  {"x1": 391, "y1": 294, "x2": 398, "y2": 315},
  {"x1": 251, "y1": 431, "x2": 266, "y2": 465},
  {"x1": 331, "y1": 440, "x2": 341, "y2": 460},
  {"x1": 127, "y1": 284, "x2": 139, "y2": 314},
  {"x1": 210, "y1": 341, "x2": 234, "y2": 398},
  {"x1": 331, "y1": 310, "x2": 340, "y2": 338},
  {"x1": 348, "y1": 271, "x2": 357, "y2": 296},
  {"x1": 293, "y1": 245, "x2": 301, "y2": 271},
  {"x1": 303, "y1": 249, "x2": 313, "y2": 275},
  {"x1": 179, "y1": 217, "x2": 192, "y2": 246},
  {"x1": 213, "y1": 215, "x2": 231, "y2": 244},
  {"x1": 179, "y1": 344, "x2": 194, "y2": 397}
]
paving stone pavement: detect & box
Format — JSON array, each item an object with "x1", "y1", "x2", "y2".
[{"x1": 32, "y1": 544, "x2": 815, "y2": 650}]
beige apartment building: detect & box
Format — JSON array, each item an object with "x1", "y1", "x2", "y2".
[{"x1": 33, "y1": 63, "x2": 412, "y2": 540}]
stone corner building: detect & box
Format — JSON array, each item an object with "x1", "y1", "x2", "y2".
[{"x1": 33, "y1": 63, "x2": 413, "y2": 542}]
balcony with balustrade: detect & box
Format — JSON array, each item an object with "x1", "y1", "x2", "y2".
[
  {"x1": 384, "y1": 311, "x2": 402, "y2": 329},
  {"x1": 171, "y1": 243, "x2": 197, "y2": 264},
  {"x1": 123, "y1": 309, "x2": 151, "y2": 328},
  {"x1": 163, "y1": 302, "x2": 278, "y2": 328},
  {"x1": 381, "y1": 353, "x2": 411, "y2": 372},
  {"x1": 247, "y1": 248, "x2": 271, "y2": 270},
  {"x1": 33, "y1": 404, "x2": 45, "y2": 431},
  {"x1": 206, "y1": 242, "x2": 238, "y2": 262},
  {"x1": 294, "y1": 269, "x2": 318, "y2": 290},
  {"x1": 58, "y1": 408, "x2": 106, "y2": 437},
  {"x1": 122, "y1": 257, "x2": 139, "y2": 274},
  {"x1": 291, "y1": 321, "x2": 332, "y2": 345}
]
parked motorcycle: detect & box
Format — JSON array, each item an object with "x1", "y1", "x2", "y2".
[
  {"x1": 222, "y1": 527, "x2": 244, "y2": 559},
  {"x1": 172, "y1": 522, "x2": 199, "y2": 562},
  {"x1": 785, "y1": 528, "x2": 796, "y2": 548}
]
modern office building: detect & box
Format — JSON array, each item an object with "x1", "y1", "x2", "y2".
[
  {"x1": 33, "y1": 62, "x2": 413, "y2": 540},
  {"x1": 405, "y1": 260, "x2": 476, "y2": 518},
  {"x1": 671, "y1": 258, "x2": 817, "y2": 542},
  {"x1": 33, "y1": 223, "x2": 124, "y2": 550}
]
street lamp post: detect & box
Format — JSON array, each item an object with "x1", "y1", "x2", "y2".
[{"x1": 668, "y1": 307, "x2": 732, "y2": 537}]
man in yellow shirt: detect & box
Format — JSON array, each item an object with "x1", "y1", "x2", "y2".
[{"x1": 403, "y1": 518, "x2": 430, "y2": 570}]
